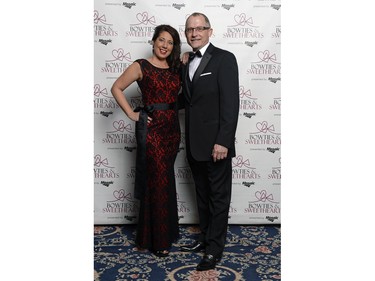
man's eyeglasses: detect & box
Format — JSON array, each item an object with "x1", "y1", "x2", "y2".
[{"x1": 185, "y1": 26, "x2": 210, "y2": 33}]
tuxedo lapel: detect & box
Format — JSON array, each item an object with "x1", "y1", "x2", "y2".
[
  {"x1": 192, "y1": 51, "x2": 212, "y2": 84},
  {"x1": 185, "y1": 44, "x2": 215, "y2": 101},
  {"x1": 183, "y1": 63, "x2": 193, "y2": 101}
]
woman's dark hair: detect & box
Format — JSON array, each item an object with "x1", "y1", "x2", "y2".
[{"x1": 152, "y1": 24, "x2": 181, "y2": 72}]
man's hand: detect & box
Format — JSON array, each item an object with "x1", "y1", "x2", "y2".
[
  {"x1": 181, "y1": 52, "x2": 190, "y2": 64},
  {"x1": 212, "y1": 144, "x2": 228, "y2": 162}
]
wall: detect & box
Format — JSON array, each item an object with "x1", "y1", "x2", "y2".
[{"x1": 94, "y1": 0, "x2": 281, "y2": 224}]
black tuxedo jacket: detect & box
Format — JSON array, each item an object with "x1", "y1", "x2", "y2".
[{"x1": 179, "y1": 43, "x2": 239, "y2": 161}]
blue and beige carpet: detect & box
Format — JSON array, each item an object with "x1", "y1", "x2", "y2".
[{"x1": 94, "y1": 224, "x2": 281, "y2": 280}]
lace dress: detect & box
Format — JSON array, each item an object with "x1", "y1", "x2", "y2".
[{"x1": 134, "y1": 59, "x2": 181, "y2": 251}]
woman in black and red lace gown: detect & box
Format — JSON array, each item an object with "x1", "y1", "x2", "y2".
[{"x1": 111, "y1": 25, "x2": 181, "y2": 257}]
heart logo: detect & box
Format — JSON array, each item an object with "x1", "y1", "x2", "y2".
[
  {"x1": 112, "y1": 120, "x2": 132, "y2": 132},
  {"x1": 135, "y1": 12, "x2": 155, "y2": 25},
  {"x1": 113, "y1": 120, "x2": 125, "y2": 131},
  {"x1": 257, "y1": 50, "x2": 277, "y2": 63},
  {"x1": 255, "y1": 190, "x2": 274, "y2": 202},
  {"x1": 113, "y1": 189, "x2": 126, "y2": 201},
  {"x1": 256, "y1": 121, "x2": 275, "y2": 133},
  {"x1": 234, "y1": 13, "x2": 252, "y2": 26},
  {"x1": 112, "y1": 48, "x2": 124, "y2": 59},
  {"x1": 136, "y1": 12, "x2": 148, "y2": 24},
  {"x1": 94, "y1": 84, "x2": 108, "y2": 97},
  {"x1": 94, "y1": 154, "x2": 112, "y2": 168},
  {"x1": 232, "y1": 155, "x2": 251, "y2": 168}
]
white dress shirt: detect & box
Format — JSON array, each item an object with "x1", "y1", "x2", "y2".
[{"x1": 189, "y1": 43, "x2": 209, "y2": 80}]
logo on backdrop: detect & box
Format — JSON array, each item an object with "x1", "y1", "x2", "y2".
[
  {"x1": 103, "y1": 189, "x2": 138, "y2": 214},
  {"x1": 129, "y1": 93, "x2": 143, "y2": 109},
  {"x1": 99, "y1": 39, "x2": 112, "y2": 45},
  {"x1": 175, "y1": 165, "x2": 193, "y2": 181},
  {"x1": 94, "y1": 10, "x2": 118, "y2": 37},
  {"x1": 178, "y1": 132, "x2": 186, "y2": 147},
  {"x1": 176, "y1": 133, "x2": 186, "y2": 160},
  {"x1": 272, "y1": 25, "x2": 281, "y2": 39},
  {"x1": 253, "y1": 1, "x2": 280, "y2": 10},
  {"x1": 228, "y1": 202, "x2": 238, "y2": 219},
  {"x1": 103, "y1": 120, "x2": 136, "y2": 145},
  {"x1": 100, "y1": 111, "x2": 113, "y2": 117},
  {"x1": 232, "y1": 155, "x2": 261, "y2": 180},
  {"x1": 123, "y1": 2, "x2": 136, "y2": 9},
  {"x1": 102, "y1": 48, "x2": 133, "y2": 74},
  {"x1": 125, "y1": 166, "x2": 136, "y2": 180},
  {"x1": 100, "y1": 181, "x2": 114, "y2": 187},
  {"x1": 127, "y1": 12, "x2": 157, "y2": 37},
  {"x1": 268, "y1": 97, "x2": 281, "y2": 111},
  {"x1": 239, "y1": 86, "x2": 262, "y2": 112},
  {"x1": 266, "y1": 216, "x2": 279, "y2": 222},
  {"x1": 94, "y1": 154, "x2": 120, "y2": 179},
  {"x1": 177, "y1": 193, "x2": 191, "y2": 219},
  {"x1": 268, "y1": 166, "x2": 281, "y2": 180},
  {"x1": 242, "y1": 181, "x2": 255, "y2": 188},
  {"x1": 267, "y1": 147, "x2": 280, "y2": 154},
  {"x1": 222, "y1": 4, "x2": 235, "y2": 10},
  {"x1": 94, "y1": 84, "x2": 119, "y2": 110},
  {"x1": 268, "y1": 77, "x2": 281, "y2": 84},
  {"x1": 247, "y1": 50, "x2": 281, "y2": 75},
  {"x1": 172, "y1": 3, "x2": 185, "y2": 10},
  {"x1": 245, "y1": 121, "x2": 281, "y2": 145},
  {"x1": 245, "y1": 190, "x2": 280, "y2": 214},
  {"x1": 245, "y1": 41, "x2": 258, "y2": 47},
  {"x1": 224, "y1": 13, "x2": 263, "y2": 39},
  {"x1": 268, "y1": 157, "x2": 281, "y2": 181}
]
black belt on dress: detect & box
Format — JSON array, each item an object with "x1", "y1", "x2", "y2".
[
  {"x1": 134, "y1": 102, "x2": 177, "y2": 114},
  {"x1": 133, "y1": 101, "x2": 177, "y2": 200}
]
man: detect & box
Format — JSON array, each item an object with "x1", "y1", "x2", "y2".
[{"x1": 179, "y1": 12, "x2": 240, "y2": 271}]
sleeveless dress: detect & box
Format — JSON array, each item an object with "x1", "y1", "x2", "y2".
[{"x1": 134, "y1": 59, "x2": 181, "y2": 252}]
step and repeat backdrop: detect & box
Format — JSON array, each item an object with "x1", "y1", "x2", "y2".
[{"x1": 94, "y1": 0, "x2": 281, "y2": 225}]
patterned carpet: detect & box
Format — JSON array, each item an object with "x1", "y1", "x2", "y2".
[{"x1": 94, "y1": 224, "x2": 281, "y2": 281}]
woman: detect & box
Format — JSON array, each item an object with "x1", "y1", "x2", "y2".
[{"x1": 111, "y1": 25, "x2": 182, "y2": 257}]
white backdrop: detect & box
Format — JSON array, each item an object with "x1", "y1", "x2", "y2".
[{"x1": 94, "y1": 0, "x2": 281, "y2": 225}]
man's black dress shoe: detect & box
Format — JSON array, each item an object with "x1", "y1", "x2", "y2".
[
  {"x1": 180, "y1": 241, "x2": 205, "y2": 252},
  {"x1": 196, "y1": 254, "x2": 221, "y2": 271}
]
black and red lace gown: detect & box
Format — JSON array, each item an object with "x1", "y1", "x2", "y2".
[{"x1": 133, "y1": 59, "x2": 181, "y2": 252}]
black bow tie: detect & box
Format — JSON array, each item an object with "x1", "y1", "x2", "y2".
[{"x1": 189, "y1": 50, "x2": 202, "y2": 61}]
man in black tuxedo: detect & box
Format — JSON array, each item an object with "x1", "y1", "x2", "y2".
[{"x1": 179, "y1": 12, "x2": 240, "y2": 271}]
